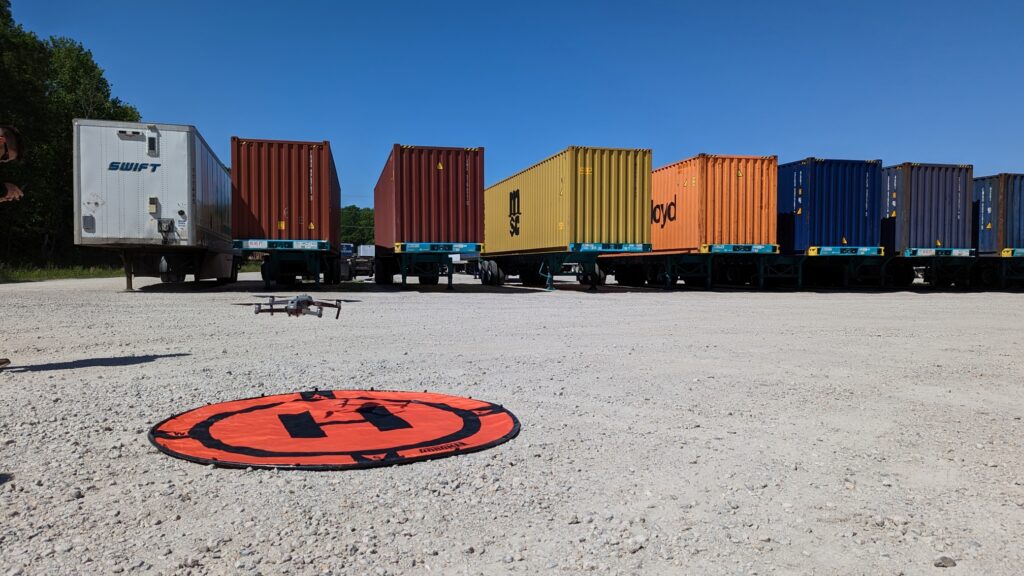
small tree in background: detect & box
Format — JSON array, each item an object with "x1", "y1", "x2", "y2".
[{"x1": 340, "y1": 205, "x2": 374, "y2": 246}]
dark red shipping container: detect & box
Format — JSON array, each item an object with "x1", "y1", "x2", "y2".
[
  {"x1": 374, "y1": 144, "x2": 484, "y2": 251},
  {"x1": 231, "y1": 137, "x2": 341, "y2": 246}
]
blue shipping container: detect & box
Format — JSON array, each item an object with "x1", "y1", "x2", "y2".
[
  {"x1": 881, "y1": 163, "x2": 973, "y2": 254},
  {"x1": 974, "y1": 173, "x2": 1024, "y2": 254},
  {"x1": 777, "y1": 158, "x2": 883, "y2": 254}
]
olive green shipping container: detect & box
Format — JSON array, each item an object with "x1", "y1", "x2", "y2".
[{"x1": 483, "y1": 147, "x2": 652, "y2": 255}]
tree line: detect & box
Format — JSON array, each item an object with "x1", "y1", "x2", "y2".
[
  {"x1": 1, "y1": 1, "x2": 376, "y2": 267},
  {"x1": 339, "y1": 205, "x2": 374, "y2": 246},
  {"x1": 0, "y1": 0, "x2": 139, "y2": 266}
]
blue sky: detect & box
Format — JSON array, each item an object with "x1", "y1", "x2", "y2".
[{"x1": 13, "y1": 0, "x2": 1024, "y2": 207}]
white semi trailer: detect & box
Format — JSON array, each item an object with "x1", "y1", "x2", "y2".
[{"x1": 73, "y1": 119, "x2": 238, "y2": 289}]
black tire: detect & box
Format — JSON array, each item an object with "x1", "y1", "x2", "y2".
[
  {"x1": 374, "y1": 259, "x2": 393, "y2": 285},
  {"x1": 479, "y1": 260, "x2": 492, "y2": 285},
  {"x1": 218, "y1": 260, "x2": 239, "y2": 284},
  {"x1": 327, "y1": 259, "x2": 344, "y2": 284},
  {"x1": 482, "y1": 260, "x2": 505, "y2": 286},
  {"x1": 419, "y1": 274, "x2": 440, "y2": 285},
  {"x1": 578, "y1": 265, "x2": 604, "y2": 287}
]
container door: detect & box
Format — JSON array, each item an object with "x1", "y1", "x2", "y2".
[
  {"x1": 880, "y1": 167, "x2": 904, "y2": 253},
  {"x1": 78, "y1": 124, "x2": 189, "y2": 245},
  {"x1": 1007, "y1": 175, "x2": 1024, "y2": 250},
  {"x1": 908, "y1": 165, "x2": 971, "y2": 249},
  {"x1": 974, "y1": 177, "x2": 996, "y2": 253}
]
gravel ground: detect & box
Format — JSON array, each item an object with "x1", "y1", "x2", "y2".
[{"x1": 1, "y1": 273, "x2": 1022, "y2": 576}]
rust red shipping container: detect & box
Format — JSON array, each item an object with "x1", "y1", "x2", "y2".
[
  {"x1": 374, "y1": 144, "x2": 484, "y2": 251},
  {"x1": 231, "y1": 137, "x2": 341, "y2": 245}
]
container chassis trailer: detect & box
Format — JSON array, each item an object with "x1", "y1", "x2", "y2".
[
  {"x1": 480, "y1": 243, "x2": 651, "y2": 291},
  {"x1": 480, "y1": 243, "x2": 1023, "y2": 290},
  {"x1": 234, "y1": 239, "x2": 350, "y2": 289},
  {"x1": 375, "y1": 242, "x2": 481, "y2": 289}
]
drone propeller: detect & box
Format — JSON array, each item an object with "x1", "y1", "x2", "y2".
[{"x1": 309, "y1": 299, "x2": 345, "y2": 319}]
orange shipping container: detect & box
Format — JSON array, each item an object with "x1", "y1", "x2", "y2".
[{"x1": 651, "y1": 154, "x2": 777, "y2": 252}]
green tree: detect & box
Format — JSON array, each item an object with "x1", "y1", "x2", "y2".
[
  {"x1": 339, "y1": 205, "x2": 374, "y2": 246},
  {"x1": 0, "y1": 0, "x2": 140, "y2": 265}
]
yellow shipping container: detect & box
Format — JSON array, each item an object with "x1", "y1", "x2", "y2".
[{"x1": 484, "y1": 147, "x2": 651, "y2": 255}]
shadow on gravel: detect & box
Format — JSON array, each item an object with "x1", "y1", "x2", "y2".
[
  {"x1": 5, "y1": 353, "x2": 191, "y2": 373},
  {"x1": 0, "y1": 473, "x2": 11, "y2": 486}
]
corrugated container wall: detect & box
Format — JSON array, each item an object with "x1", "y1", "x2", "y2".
[
  {"x1": 374, "y1": 145, "x2": 484, "y2": 250},
  {"x1": 483, "y1": 147, "x2": 651, "y2": 255},
  {"x1": 231, "y1": 137, "x2": 341, "y2": 245},
  {"x1": 881, "y1": 163, "x2": 972, "y2": 253},
  {"x1": 651, "y1": 154, "x2": 776, "y2": 252},
  {"x1": 777, "y1": 158, "x2": 883, "y2": 253},
  {"x1": 974, "y1": 173, "x2": 1024, "y2": 254}
]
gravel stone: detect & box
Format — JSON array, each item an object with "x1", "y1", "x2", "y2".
[{"x1": 0, "y1": 274, "x2": 1021, "y2": 574}]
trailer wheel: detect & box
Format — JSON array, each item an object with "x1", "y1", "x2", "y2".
[
  {"x1": 325, "y1": 259, "x2": 342, "y2": 285},
  {"x1": 217, "y1": 258, "x2": 240, "y2": 284},
  {"x1": 161, "y1": 271, "x2": 186, "y2": 283},
  {"x1": 374, "y1": 259, "x2": 393, "y2": 285},
  {"x1": 578, "y1": 265, "x2": 605, "y2": 287},
  {"x1": 492, "y1": 262, "x2": 506, "y2": 286},
  {"x1": 481, "y1": 260, "x2": 499, "y2": 286}
]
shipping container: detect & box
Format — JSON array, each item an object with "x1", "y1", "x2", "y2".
[
  {"x1": 483, "y1": 146, "x2": 651, "y2": 255},
  {"x1": 371, "y1": 144, "x2": 484, "y2": 287},
  {"x1": 881, "y1": 163, "x2": 973, "y2": 255},
  {"x1": 230, "y1": 137, "x2": 344, "y2": 287},
  {"x1": 374, "y1": 144, "x2": 484, "y2": 250},
  {"x1": 974, "y1": 174, "x2": 1024, "y2": 255},
  {"x1": 231, "y1": 137, "x2": 341, "y2": 245},
  {"x1": 651, "y1": 154, "x2": 777, "y2": 252},
  {"x1": 777, "y1": 158, "x2": 883, "y2": 254},
  {"x1": 73, "y1": 119, "x2": 236, "y2": 288}
]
